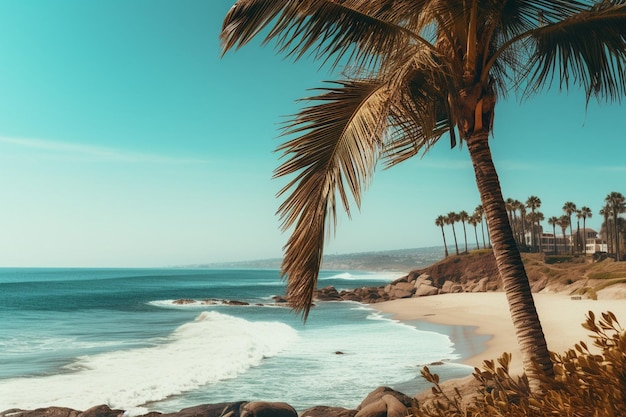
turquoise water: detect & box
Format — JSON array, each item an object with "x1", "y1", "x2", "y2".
[{"x1": 0, "y1": 268, "x2": 472, "y2": 414}]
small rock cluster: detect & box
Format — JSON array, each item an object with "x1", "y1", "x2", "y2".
[
  {"x1": 311, "y1": 270, "x2": 501, "y2": 305},
  {"x1": 1, "y1": 387, "x2": 414, "y2": 417}
]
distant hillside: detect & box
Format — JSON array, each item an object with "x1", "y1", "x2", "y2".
[{"x1": 194, "y1": 246, "x2": 446, "y2": 272}]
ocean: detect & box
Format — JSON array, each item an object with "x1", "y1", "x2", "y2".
[{"x1": 0, "y1": 268, "x2": 473, "y2": 414}]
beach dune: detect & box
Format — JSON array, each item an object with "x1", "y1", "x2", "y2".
[{"x1": 374, "y1": 292, "x2": 626, "y2": 375}]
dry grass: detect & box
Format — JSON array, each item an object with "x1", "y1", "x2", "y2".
[{"x1": 412, "y1": 311, "x2": 626, "y2": 417}]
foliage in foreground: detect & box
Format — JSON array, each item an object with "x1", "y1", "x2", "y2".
[{"x1": 412, "y1": 311, "x2": 626, "y2": 417}]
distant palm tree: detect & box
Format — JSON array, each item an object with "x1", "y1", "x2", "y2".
[
  {"x1": 548, "y1": 216, "x2": 559, "y2": 254},
  {"x1": 563, "y1": 202, "x2": 577, "y2": 255},
  {"x1": 518, "y1": 203, "x2": 527, "y2": 250},
  {"x1": 575, "y1": 210, "x2": 581, "y2": 253},
  {"x1": 468, "y1": 214, "x2": 481, "y2": 251},
  {"x1": 536, "y1": 211, "x2": 545, "y2": 253},
  {"x1": 474, "y1": 205, "x2": 487, "y2": 249},
  {"x1": 458, "y1": 210, "x2": 469, "y2": 253},
  {"x1": 506, "y1": 198, "x2": 516, "y2": 241},
  {"x1": 558, "y1": 215, "x2": 570, "y2": 254},
  {"x1": 526, "y1": 196, "x2": 541, "y2": 252},
  {"x1": 605, "y1": 192, "x2": 626, "y2": 261},
  {"x1": 513, "y1": 199, "x2": 524, "y2": 247},
  {"x1": 600, "y1": 205, "x2": 612, "y2": 254},
  {"x1": 435, "y1": 215, "x2": 449, "y2": 257},
  {"x1": 447, "y1": 212, "x2": 460, "y2": 256},
  {"x1": 222, "y1": 0, "x2": 626, "y2": 387},
  {"x1": 579, "y1": 206, "x2": 592, "y2": 255}
]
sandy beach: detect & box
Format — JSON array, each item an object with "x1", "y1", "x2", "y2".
[{"x1": 374, "y1": 292, "x2": 626, "y2": 375}]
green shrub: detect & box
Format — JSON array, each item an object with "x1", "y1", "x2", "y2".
[{"x1": 411, "y1": 311, "x2": 626, "y2": 417}]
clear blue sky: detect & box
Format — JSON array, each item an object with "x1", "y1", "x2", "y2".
[{"x1": 0, "y1": 1, "x2": 624, "y2": 267}]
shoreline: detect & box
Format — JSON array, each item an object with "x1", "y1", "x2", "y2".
[{"x1": 373, "y1": 292, "x2": 626, "y2": 375}]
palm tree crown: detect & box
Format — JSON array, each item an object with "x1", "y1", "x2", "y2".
[
  {"x1": 221, "y1": 0, "x2": 626, "y2": 387},
  {"x1": 605, "y1": 192, "x2": 626, "y2": 261},
  {"x1": 435, "y1": 215, "x2": 449, "y2": 257},
  {"x1": 563, "y1": 201, "x2": 577, "y2": 254}
]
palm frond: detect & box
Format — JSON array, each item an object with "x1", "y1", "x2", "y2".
[
  {"x1": 220, "y1": 0, "x2": 424, "y2": 71},
  {"x1": 525, "y1": 2, "x2": 626, "y2": 101},
  {"x1": 274, "y1": 79, "x2": 395, "y2": 318},
  {"x1": 378, "y1": 49, "x2": 454, "y2": 166}
]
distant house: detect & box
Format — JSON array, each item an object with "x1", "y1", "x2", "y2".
[
  {"x1": 526, "y1": 228, "x2": 602, "y2": 255},
  {"x1": 586, "y1": 238, "x2": 607, "y2": 254}
]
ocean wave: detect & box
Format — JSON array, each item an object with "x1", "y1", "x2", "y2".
[
  {"x1": 319, "y1": 271, "x2": 400, "y2": 281},
  {"x1": 147, "y1": 299, "x2": 287, "y2": 309},
  {"x1": 0, "y1": 311, "x2": 298, "y2": 412}
]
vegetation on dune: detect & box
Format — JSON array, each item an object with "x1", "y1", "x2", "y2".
[{"x1": 412, "y1": 311, "x2": 626, "y2": 417}]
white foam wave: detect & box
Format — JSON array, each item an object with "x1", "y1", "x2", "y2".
[
  {"x1": 0, "y1": 336, "x2": 130, "y2": 354},
  {"x1": 147, "y1": 299, "x2": 286, "y2": 309},
  {"x1": 0, "y1": 311, "x2": 298, "y2": 412},
  {"x1": 320, "y1": 271, "x2": 401, "y2": 281}
]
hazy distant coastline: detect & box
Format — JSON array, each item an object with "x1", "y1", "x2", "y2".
[{"x1": 188, "y1": 246, "x2": 446, "y2": 272}]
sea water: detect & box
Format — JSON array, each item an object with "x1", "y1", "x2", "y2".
[{"x1": 0, "y1": 268, "x2": 472, "y2": 414}]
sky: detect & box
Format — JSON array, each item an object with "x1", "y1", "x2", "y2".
[{"x1": 0, "y1": 1, "x2": 624, "y2": 267}]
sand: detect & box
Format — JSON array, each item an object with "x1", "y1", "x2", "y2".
[{"x1": 374, "y1": 292, "x2": 626, "y2": 375}]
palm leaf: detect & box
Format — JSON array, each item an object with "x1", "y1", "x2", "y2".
[
  {"x1": 525, "y1": 2, "x2": 626, "y2": 100},
  {"x1": 275, "y1": 79, "x2": 395, "y2": 318},
  {"x1": 380, "y1": 51, "x2": 454, "y2": 166},
  {"x1": 220, "y1": 0, "x2": 427, "y2": 71}
]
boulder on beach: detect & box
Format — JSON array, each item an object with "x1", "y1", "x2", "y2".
[
  {"x1": 239, "y1": 402, "x2": 297, "y2": 417},
  {"x1": 299, "y1": 406, "x2": 357, "y2": 417},
  {"x1": 355, "y1": 386, "x2": 413, "y2": 417}
]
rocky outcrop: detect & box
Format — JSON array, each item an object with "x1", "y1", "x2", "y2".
[
  {"x1": 4, "y1": 387, "x2": 411, "y2": 417},
  {"x1": 1, "y1": 405, "x2": 123, "y2": 417},
  {"x1": 306, "y1": 252, "x2": 502, "y2": 304}
]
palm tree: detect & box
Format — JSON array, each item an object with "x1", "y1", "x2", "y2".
[
  {"x1": 548, "y1": 216, "x2": 559, "y2": 254},
  {"x1": 563, "y1": 202, "x2": 577, "y2": 255},
  {"x1": 447, "y1": 211, "x2": 460, "y2": 255},
  {"x1": 513, "y1": 199, "x2": 524, "y2": 247},
  {"x1": 474, "y1": 205, "x2": 487, "y2": 249},
  {"x1": 536, "y1": 211, "x2": 545, "y2": 253},
  {"x1": 575, "y1": 210, "x2": 582, "y2": 253},
  {"x1": 458, "y1": 210, "x2": 469, "y2": 253},
  {"x1": 526, "y1": 196, "x2": 541, "y2": 252},
  {"x1": 600, "y1": 205, "x2": 612, "y2": 254},
  {"x1": 558, "y1": 215, "x2": 570, "y2": 254},
  {"x1": 506, "y1": 198, "x2": 516, "y2": 241},
  {"x1": 221, "y1": 0, "x2": 626, "y2": 387},
  {"x1": 605, "y1": 192, "x2": 626, "y2": 261},
  {"x1": 468, "y1": 214, "x2": 481, "y2": 251},
  {"x1": 518, "y1": 203, "x2": 527, "y2": 251},
  {"x1": 435, "y1": 215, "x2": 449, "y2": 257},
  {"x1": 579, "y1": 206, "x2": 592, "y2": 255}
]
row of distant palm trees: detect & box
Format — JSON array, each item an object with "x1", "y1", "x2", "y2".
[
  {"x1": 435, "y1": 206, "x2": 491, "y2": 257},
  {"x1": 437, "y1": 192, "x2": 626, "y2": 261}
]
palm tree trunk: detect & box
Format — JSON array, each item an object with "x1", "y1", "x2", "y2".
[
  {"x1": 569, "y1": 220, "x2": 574, "y2": 255},
  {"x1": 474, "y1": 225, "x2": 479, "y2": 250},
  {"x1": 466, "y1": 131, "x2": 553, "y2": 388},
  {"x1": 614, "y1": 213, "x2": 621, "y2": 261},
  {"x1": 451, "y1": 225, "x2": 459, "y2": 255},
  {"x1": 440, "y1": 226, "x2": 449, "y2": 257},
  {"x1": 520, "y1": 212, "x2": 526, "y2": 250},
  {"x1": 480, "y1": 221, "x2": 486, "y2": 249},
  {"x1": 462, "y1": 222, "x2": 468, "y2": 253},
  {"x1": 583, "y1": 218, "x2": 587, "y2": 256}
]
